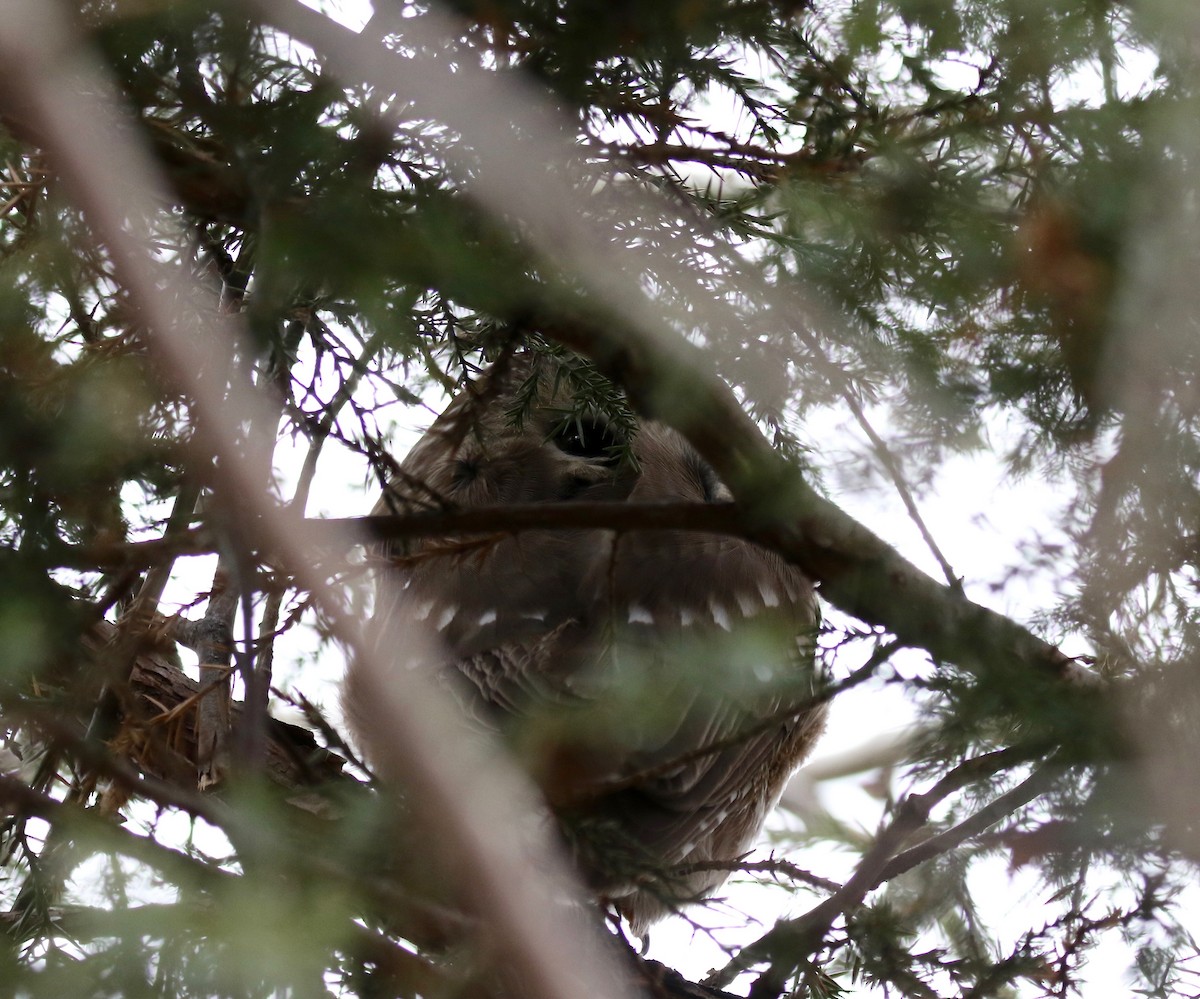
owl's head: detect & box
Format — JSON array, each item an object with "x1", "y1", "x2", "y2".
[{"x1": 379, "y1": 355, "x2": 672, "y2": 512}]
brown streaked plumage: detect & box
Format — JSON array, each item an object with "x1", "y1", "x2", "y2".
[{"x1": 366, "y1": 358, "x2": 825, "y2": 933}]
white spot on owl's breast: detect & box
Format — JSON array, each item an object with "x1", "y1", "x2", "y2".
[
  {"x1": 757, "y1": 583, "x2": 780, "y2": 608},
  {"x1": 735, "y1": 591, "x2": 760, "y2": 616},
  {"x1": 710, "y1": 602, "x2": 732, "y2": 631}
]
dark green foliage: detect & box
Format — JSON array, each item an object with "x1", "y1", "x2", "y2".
[{"x1": 1, "y1": 1, "x2": 1198, "y2": 997}]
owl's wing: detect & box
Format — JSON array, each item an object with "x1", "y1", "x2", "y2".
[
  {"x1": 583, "y1": 533, "x2": 824, "y2": 863},
  {"x1": 436, "y1": 619, "x2": 594, "y2": 722},
  {"x1": 371, "y1": 531, "x2": 603, "y2": 732}
]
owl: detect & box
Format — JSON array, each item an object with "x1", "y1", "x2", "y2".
[{"x1": 368, "y1": 357, "x2": 825, "y2": 933}]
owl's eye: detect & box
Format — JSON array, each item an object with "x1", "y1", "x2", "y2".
[
  {"x1": 552, "y1": 417, "x2": 621, "y2": 463},
  {"x1": 452, "y1": 457, "x2": 481, "y2": 487}
]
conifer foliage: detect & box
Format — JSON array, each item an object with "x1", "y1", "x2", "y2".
[{"x1": 0, "y1": 1, "x2": 1197, "y2": 996}]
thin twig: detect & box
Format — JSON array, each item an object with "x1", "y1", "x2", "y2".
[
  {"x1": 293, "y1": 328, "x2": 385, "y2": 515},
  {"x1": 877, "y1": 764, "x2": 1061, "y2": 883},
  {"x1": 834, "y1": 387, "x2": 963, "y2": 593}
]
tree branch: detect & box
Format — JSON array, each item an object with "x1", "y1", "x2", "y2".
[
  {"x1": 54, "y1": 494, "x2": 1099, "y2": 700},
  {"x1": 706, "y1": 747, "x2": 1051, "y2": 996}
]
